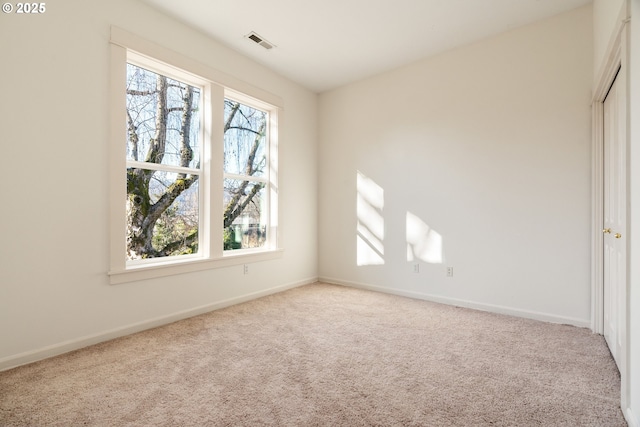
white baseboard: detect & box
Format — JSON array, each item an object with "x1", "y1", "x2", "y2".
[
  {"x1": 0, "y1": 277, "x2": 318, "y2": 372},
  {"x1": 626, "y1": 407, "x2": 640, "y2": 427},
  {"x1": 319, "y1": 276, "x2": 591, "y2": 328}
]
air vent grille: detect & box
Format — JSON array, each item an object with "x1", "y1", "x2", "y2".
[{"x1": 246, "y1": 32, "x2": 275, "y2": 50}]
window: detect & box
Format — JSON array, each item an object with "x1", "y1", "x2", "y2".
[
  {"x1": 125, "y1": 62, "x2": 203, "y2": 261},
  {"x1": 109, "y1": 29, "x2": 281, "y2": 284},
  {"x1": 223, "y1": 99, "x2": 270, "y2": 251}
]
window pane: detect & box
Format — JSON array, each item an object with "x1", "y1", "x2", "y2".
[
  {"x1": 127, "y1": 168, "x2": 199, "y2": 260},
  {"x1": 126, "y1": 63, "x2": 201, "y2": 169},
  {"x1": 223, "y1": 179, "x2": 267, "y2": 250},
  {"x1": 223, "y1": 99, "x2": 267, "y2": 178}
]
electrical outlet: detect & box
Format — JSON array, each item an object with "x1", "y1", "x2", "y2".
[
  {"x1": 413, "y1": 264, "x2": 420, "y2": 273},
  {"x1": 446, "y1": 267, "x2": 453, "y2": 277},
  {"x1": 243, "y1": 264, "x2": 249, "y2": 275}
]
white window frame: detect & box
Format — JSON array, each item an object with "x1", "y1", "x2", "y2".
[{"x1": 109, "y1": 27, "x2": 282, "y2": 284}]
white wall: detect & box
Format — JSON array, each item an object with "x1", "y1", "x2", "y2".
[
  {"x1": 318, "y1": 5, "x2": 593, "y2": 326},
  {"x1": 0, "y1": 0, "x2": 318, "y2": 369},
  {"x1": 594, "y1": 0, "x2": 626, "y2": 75}
]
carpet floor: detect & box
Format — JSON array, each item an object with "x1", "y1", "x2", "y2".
[{"x1": 0, "y1": 282, "x2": 626, "y2": 426}]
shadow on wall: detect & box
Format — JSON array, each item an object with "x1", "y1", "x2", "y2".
[{"x1": 356, "y1": 171, "x2": 444, "y2": 267}]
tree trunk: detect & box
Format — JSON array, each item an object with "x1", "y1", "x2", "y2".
[{"x1": 127, "y1": 74, "x2": 169, "y2": 259}]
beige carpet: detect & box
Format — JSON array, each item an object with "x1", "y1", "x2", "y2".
[{"x1": 0, "y1": 283, "x2": 626, "y2": 426}]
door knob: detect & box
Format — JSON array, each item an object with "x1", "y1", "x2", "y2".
[
  {"x1": 615, "y1": 233, "x2": 622, "y2": 239},
  {"x1": 603, "y1": 228, "x2": 611, "y2": 234}
]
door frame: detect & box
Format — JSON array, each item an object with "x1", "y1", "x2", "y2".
[{"x1": 591, "y1": 0, "x2": 630, "y2": 412}]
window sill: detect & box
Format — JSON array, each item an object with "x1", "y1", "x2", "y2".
[{"x1": 108, "y1": 249, "x2": 284, "y2": 284}]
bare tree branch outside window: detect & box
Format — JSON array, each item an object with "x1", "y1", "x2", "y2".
[
  {"x1": 222, "y1": 99, "x2": 268, "y2": 250},
  {"x1": 125, "y1": 63, "x2": 269, "y2": 260}
]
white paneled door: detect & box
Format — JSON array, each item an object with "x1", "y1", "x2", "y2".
[{"x1": 602, "y1": 71, "x2": 626, "y2": 369}]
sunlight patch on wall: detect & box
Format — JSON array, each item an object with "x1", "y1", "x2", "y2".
[
  {"x1": 406, "y1": 211, "x2": 443, "y2": 264},
  {"x1": 357, "y1": 171, "x2": 384, "y2": 266}
]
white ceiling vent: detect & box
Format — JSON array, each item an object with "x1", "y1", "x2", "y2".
[{"x1": 245, "y1": 32, "x2": 275, "y2": 50}]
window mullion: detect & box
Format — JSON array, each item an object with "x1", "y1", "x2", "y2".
[
  {"x1": 209, "y1": 83, "x2": 225, "y2": 258},
  {"x1": 223, "y1": 173, "x2": 268, "y2": 183},
  {"x1": 126, "y1": 160, "x2": 200, "y2": 176}
]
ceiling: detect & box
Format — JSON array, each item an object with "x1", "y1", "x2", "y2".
[{"x1": 142, "y1": 0, "x2": 591, "y2": 93}]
